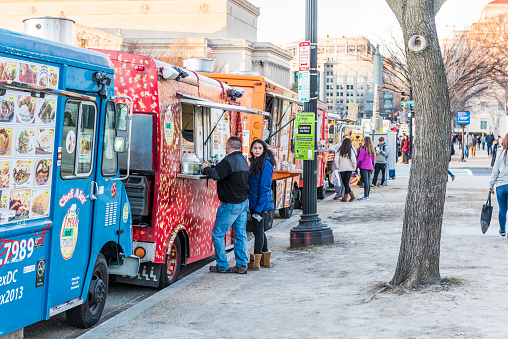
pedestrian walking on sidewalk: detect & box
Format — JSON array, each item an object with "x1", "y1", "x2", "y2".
[
  {"x1": 458, "y1": 133, "x2": 462, "y2": 149},
  {"x1": 489, "y1": 134, "x2": 508, "y2": 237},
  {"x1": 247, "y1": 139, "x2": 275, "y2": 271},
  {"x1": 471, "y1": 134, "x2": 477, "y2": 157},
  {"x1": 202, "y1": 137, "x2": 250, "y2": 274},
  {"x1": 402, "y1": 134, "x2": 410, "y2": 164},
  {"x1": 448, "y1": 141, "x2": 455, "y2": 182},
  {"x1": 372, "y1": 137, "x2": 389, "y2": 187},
  {"x1": 356, "y1": 136, "x2": 376, "y2": 201},
  {"x1": 335, "y1": 138, "x2": 356, "y2": 202},
  {"x1": 487, "y1": 132, "x2": 495, "y2": 156},
  {"x1": 482, "y1": 133, "x2": 486, "y2": 151},
  {"x1": 465, "y1": 132, "x2": 471, "y2": 158}
]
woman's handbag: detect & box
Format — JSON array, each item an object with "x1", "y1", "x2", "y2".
[{"x1": 481, "y1": 192, "x2": 493, "y2": 234}]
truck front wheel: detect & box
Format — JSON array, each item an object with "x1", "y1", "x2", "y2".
[
  {"x1": 66, "y1": 253, "x2": 108, "y2": 328},
  {"x1": 160, "y1": 236, "x2": 182, "y2": 289}
]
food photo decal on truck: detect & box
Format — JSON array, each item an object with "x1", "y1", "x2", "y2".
[
  {"x1": 0, "y1": 161, "x2": 9, "y2": 189},
  {"x1": 0, "y1": 128, "x2": 11, "y2": 156},
  {"x1": 34, "y1": 159, "x2": 51, "y2": 186},
  {"x1": 31, "y1": 189, "x2": 50, "y2": 217},
  {"x1": 35, "y1": 128, "x2": 54, "y2": 155},
  {"x1": 0, "y1": 94, "x2": 15, "y2": 123},
  {"x1": 12, "y1": 160, "x2": 32, "y2": 188},
  {"x1": 36, "y1": 98, "x2": 56, "y2": 124},
  {"x1": 14, "y1": 128, "x2": 34, "y2": 156},
  {"x1": 0, "y1": 58, "x2": 17, "y2": 81},
  {"x1": 9, "y1": 190, "x2": 31, "y2": 221},
  {"x1": 16, "y1": 95, "x2": 36, "y2": 124}
]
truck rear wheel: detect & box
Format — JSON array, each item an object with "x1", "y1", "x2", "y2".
[
  {"x1": 66, "y1": 254, "x2": 108, "y2": 329},
  {"x1": 264, "y1": 209, "x2": 275, "y2": 231},
  {"x1": 317, "y1": 185, "x2": 325, "y2": 200},
  {"x1": 159, "y1": 236, "x2": 182, "y2": 289},
  {"x1": 279, "y1": 188, "x2": 296, "y2": 219}
]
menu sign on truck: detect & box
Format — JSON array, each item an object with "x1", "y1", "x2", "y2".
[
  {"x1": 0, "y1": 56, "x2": 59, "y2": 224},
  {"x1": 294, "y1": 112, "x2": 315, "y2": 160}
]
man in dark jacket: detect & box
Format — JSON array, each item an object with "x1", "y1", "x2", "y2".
[
  {"x1": 486, "y1": 132, "x2": 495, "y2": 156},
  {"x1": 202, "y1": 137, "x2": 249, "y2": 274}
]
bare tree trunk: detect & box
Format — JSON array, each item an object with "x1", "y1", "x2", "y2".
[{"x1": 386, "y1": 0, "x2": 451, "y2": 288}]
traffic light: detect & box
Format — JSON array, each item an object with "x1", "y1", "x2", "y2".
[{"x1": 400, "y1": 91, "x2": 409, "y2": 107}]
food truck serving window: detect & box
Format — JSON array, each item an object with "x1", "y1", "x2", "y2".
[
  {"x1": 102, "y1": 101, "x2": 118, "y2": 176},
  {"x1": 61, "y1": 100, "x2": 97, "y2": 178},
  {"x1": 119, "y1": 114, "x2": 154, "y2": 172}
]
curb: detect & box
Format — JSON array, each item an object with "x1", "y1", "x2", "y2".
[{"x1": 78, "y1": 194, "x2": 335, "y2": 339}]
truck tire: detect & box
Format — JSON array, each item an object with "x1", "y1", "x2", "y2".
[
  {"x1": 317, "y1": 185, "x2": 325, "y2": 200},
  {"x1": 279, "y1": 189, "x2": 295, "y2": 219},
  {"x1": 66, "y1": 254, "x2": 108, "y2": 329},
  {"x1": 159, "y1": 236, "x2": 182, "y2": 289},
  {"x1": 264, "y1": 209, "x2": 275, "y2": 231},
  {"x1": 294, "y1": 188, "x2": 302, "y2": 209}
]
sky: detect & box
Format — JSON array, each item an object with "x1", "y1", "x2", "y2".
[{"x1": 249, "y1": 0, "x2": 493, "y2": 45}]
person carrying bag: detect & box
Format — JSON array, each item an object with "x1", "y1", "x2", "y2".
[{"x1": 489, "y1": 133, "x2": 508, "y2": 237}]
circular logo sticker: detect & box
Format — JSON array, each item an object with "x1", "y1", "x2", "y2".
[
  {"x1": 60, "y1": 204, "x2": 79, "y2": 260},
  {"x1": 66, "y1": 130, "x2": 76, "y2": 154},
  {"x1": 122, "y1": 203, "x2": 129, "y2": 223},
  {"x1": 111, "y1": 182, "x2": 117, "y2": 198}
]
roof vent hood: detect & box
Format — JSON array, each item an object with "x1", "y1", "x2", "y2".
[
  {"x1": 23, "y1": 17, "x2": 75, "y2": 45},
  {"x1": 183, "y1": 58, "x2": 215, "y2": 73}
]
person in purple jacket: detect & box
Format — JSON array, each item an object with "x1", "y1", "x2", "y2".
[
  {"x1": 356, "y1": 136, "x2": 376, "y2": 201},
  {"x1": 247, "y1": 139, "x2": 276, "y2": 270}
]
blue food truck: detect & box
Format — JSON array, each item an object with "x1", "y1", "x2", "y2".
[{"x1": 0, "y1": 28, "x2": 138, "y2": 335}]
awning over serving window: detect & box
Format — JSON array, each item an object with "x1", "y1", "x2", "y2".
[
  {"x1": 0, "y1": 80, "x2": 97, "y2": 101},
  {"x1": 328, "y1": 113, "x2": 342, "y2": 120},
  {"x1": 266, "y1": 92, "x2": 302, "y2": 105},
  {"x1": 179, "y1": 94, "x2": 269, "y2": 116}
]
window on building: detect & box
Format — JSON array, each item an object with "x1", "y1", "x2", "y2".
[
  {"x1": 337, "y1": 85, "x2": 343, "y2": 90},
  {"x1": 480, "y1": 119, "x2": 488, "y2": 130}
]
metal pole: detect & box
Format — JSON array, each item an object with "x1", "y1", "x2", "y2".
[
  {"x1": 461, "y1": 125, "x2": 465, "y2": 162},
  {"x1": 290, "y1": 0, "x2": 334, "y2": 248}
]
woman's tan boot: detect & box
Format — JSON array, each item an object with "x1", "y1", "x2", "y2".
[
  {"x1": 340, "y1": 195, "x2": 348, "y2": 202},
  {"x1": 349, "y1": 191, "x2": 356, "y2": 202},
  {"x1": 248, "y1": 254, "x2": 262, "y2": 271},
  {"x1": 260, "y1": 251, "x2": 272, "y2": 268}
]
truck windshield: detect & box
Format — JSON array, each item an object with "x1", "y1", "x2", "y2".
[{"x1": 119, "y1": 113, "x2": 153, "y2": 172}]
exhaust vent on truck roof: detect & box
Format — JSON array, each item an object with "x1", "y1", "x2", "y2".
[
  {"x1": 183, "y1": 58, "x2": 215, "y2": 73},
  {"x1": 23, "y1": 17, "x2": 75, "y2": 45}
]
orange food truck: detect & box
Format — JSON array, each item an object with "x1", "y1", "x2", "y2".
[
  {"x1": 204, "y1": 74, "x2": 330, "y2": 216},
  {"x1": 94, "y1": 50, "x2": 267, "y2": 287},
  {"x1": 296, "y1": 101, "x2": 330, "y2": 202}
]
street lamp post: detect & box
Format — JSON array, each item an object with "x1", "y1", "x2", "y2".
[{"x1": 290, "y1": 0, "x2": 334, "y2": 248}]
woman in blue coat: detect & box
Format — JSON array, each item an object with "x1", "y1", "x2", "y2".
[{"x1": 248, "y1": 139, "x2": 276, "y2": 270}]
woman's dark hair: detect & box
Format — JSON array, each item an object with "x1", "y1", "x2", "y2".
[
  {"x1": 249, "y1": 139, "x2": 276, "y2": 174},
  {"x1": 338, "y1": 138, "x2": 352, "y2": 160}
]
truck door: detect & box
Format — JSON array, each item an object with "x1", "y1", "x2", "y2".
[
  {"x1": 93, "y1": 101, "x2": 124, "y2": 245},
  {"x1": 50, "y1": 99, "x2": 98, "y2": 306}
]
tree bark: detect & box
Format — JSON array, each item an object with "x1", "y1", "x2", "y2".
[{"x1": 385, "y1": 0, "x2": 451, "y2": 288}]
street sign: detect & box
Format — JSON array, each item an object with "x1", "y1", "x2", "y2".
[
  {"x1": 294, "y1": 112, "x2": 315, "y2": 160},
  {"x1": 298, "y1": 41, "x2": 311, "y2": 72},
  {"x1": 456, "y1": 111, "x2": 470, "y2": 125},
  {"x1": 298, "y1": 71, "x2": 310, "y2": 102}
]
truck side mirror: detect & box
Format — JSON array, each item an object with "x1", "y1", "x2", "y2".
[
  {"x1": 114, "y1": 136, "x2": 127, "y2": 153},
  {"x1": 115, "y1": 103, "x2": 129, "y2": 131}
]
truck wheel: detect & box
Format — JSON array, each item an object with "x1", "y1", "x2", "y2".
[
  {"x1": 317, "y1": 185, "x2": 325, "y2": 200},
  {"x1": 66, "y1": 254, "x2": 108, "y2": 329},
  {"x1": 160, "y1": 236, "x2": 182, "y2": 289},
  {"x1": 294, "y1": 188, "x2": 302, "y2": 209},
  {"x1": 279, "y1": 189, "x2": 295, "y2": 219},
  {"x1": 263, "y1": 209, "x2": 275, "y2": 231}
]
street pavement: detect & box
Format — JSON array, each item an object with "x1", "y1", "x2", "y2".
[{"x1": 75, "y1": 153, "x2": 506, "y2": 338}]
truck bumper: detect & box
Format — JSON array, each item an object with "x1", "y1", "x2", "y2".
[{"x1": 108, "y1": 255, "x2": 140, "y2": 277}]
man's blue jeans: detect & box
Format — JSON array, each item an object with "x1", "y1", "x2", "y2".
[
  {"x1": 497, "y1": 184, "x2": 508, "y2": 234},
  {"x1": 487, "y1": 143, "x2": 493, "y2": 155},
  {"x1": 212, "y1": 200, "x2": 249, "y2": 270},
  {"x1": 465, "y1": 145, "x2": 470, "y2": 158}
]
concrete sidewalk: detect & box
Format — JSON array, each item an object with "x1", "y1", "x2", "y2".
[
  {"x1": 449, "y1": 144, "x2": 492, "y2": 169},
  {"x1": 79, "y1": 174, "x2": 508, "y2": 338}
]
